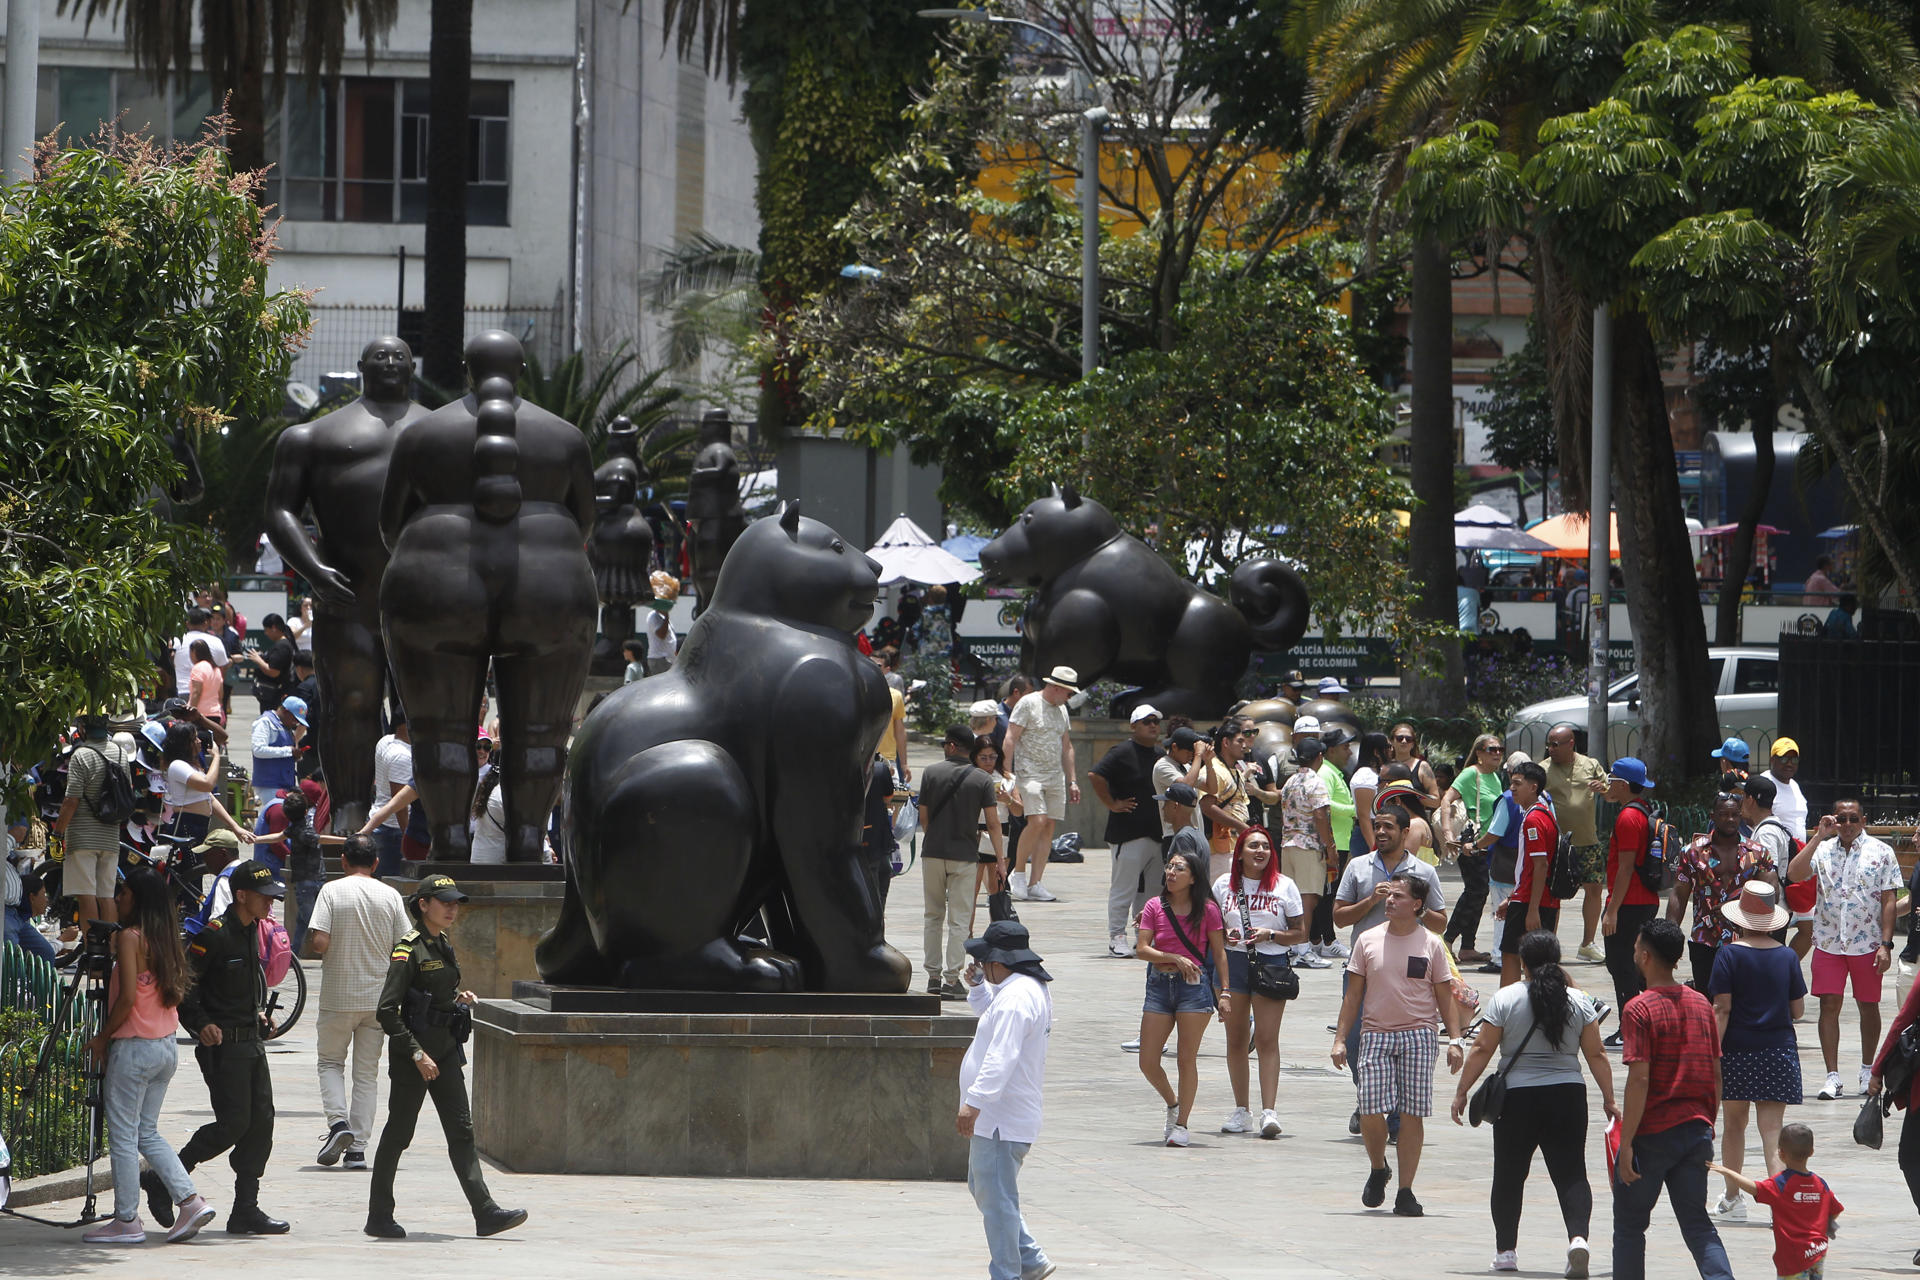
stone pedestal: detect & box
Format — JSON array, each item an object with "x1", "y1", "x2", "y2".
[
  {"x1": 472, "y1": 986, "x2": 976, "y2": 1179},
  {"x1": 383, "y1": 865, "x2": 564, "y2": 999},
  {"x1": 1062, "y1": 718, "x2": 1132, "y2": 851}
]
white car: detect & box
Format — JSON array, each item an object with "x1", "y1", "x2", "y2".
[{"x1": 1505, "y1": 646, "x2": 1780, "y2": 762}]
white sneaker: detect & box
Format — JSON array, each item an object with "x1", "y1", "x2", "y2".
[
  {"x1": 1491, "y1": 1251, "x2": 1517, "y2": 1273},
  {"x1": 1861, "y1": 1064, "x2": 1875, "y2": 1095},
  {"x1": 1259, "y1": 1108, "x2": 1281, "y2": 1138},
  {"x1": 1008, "y1": 871, "x2": 1028, "y2": 899},
  {"x1": 1164, "y1": 1104, "x2": 1179, "y2": 1140},
  {"x1": 1565, "y1": 1237, "x2": 1589, "y2": 1278},
  {"x1": 1577, "y1": 942, "x2": 1606, "y2": 963},
  {"x1": 1294, "y1": 949, "x2": 1334, "y2": 969},
  {"x1": 83, "y1": 1216, "x2": 146, "y2": 1244},
  {"x1": 1123, "y1": 1037, "x2": 1142, "y2": 1052},
  {"x1": 1220, "y1": 1107, "x2": 1252, "y2": 1134},
  {"x1": 1109, "y1": 932, "x2": 1134, "y2": 958},
  {"x1": 1317, "y1": 940, "x2": 1351, "y2": 959},
  {"x1": 1819, "y1": 1071, "x2": 1844, "y2": 1100},
  {"x1": 1711, "y1": 1190, "x2": 1747, "y2": 1222},
  {"x1": 1025, "y1": 884, "x2": 1058, "y2": 903},
  {"x1": 1166, "y1": 1124, "x2": 1190, "y2": 1147}
]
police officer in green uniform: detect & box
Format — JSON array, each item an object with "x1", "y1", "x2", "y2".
[
  {"x1": 365, "y1": 874, "x2": 527, "y2": 1239},
  {"x1": 171, "y1": 859, "x2": 290, "y2": 1235}
]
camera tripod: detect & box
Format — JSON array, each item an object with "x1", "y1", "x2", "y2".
[{"x1": 2, "y1": 922, "x2": 114, "y2": 1228}]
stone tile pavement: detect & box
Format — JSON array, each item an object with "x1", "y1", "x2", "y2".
[{"x1": 7, "y1": 736, "x2": 1919, "y2": 1276}]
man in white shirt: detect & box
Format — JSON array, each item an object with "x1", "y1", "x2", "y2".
[
  {"x1": 306, "y1": 833, "x2": 411, "y2": 1168},
  {"x1": 1789, "y1": 797, "x2": 1901, "y2": 1100},
  {"x1": 1760, "y1": 737, "x2": 1808, "y2": 840},
  {"x1": 172, "y1": 606, "x2": 231, "y2": 696},
  {"x1": 370, "y1": 715, "x2": 414, "y2": 876},
  {"x1": 1002, "y1": 666, "x2": 1080, "y2": 903},
  {"x1": 958, "y1": 920, "x2": 1054, "y2": 1280}
]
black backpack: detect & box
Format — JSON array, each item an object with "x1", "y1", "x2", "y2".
[
  {"x1": 1535, "y1": 804, "x2": 1581, "y2": 899},
  {"x1": 82, "y1": 743, "x2": 138, "y2": 827}
]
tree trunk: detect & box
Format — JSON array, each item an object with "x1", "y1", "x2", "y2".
[
  {"x1": 228, "y1": 1, "x2": 267, "y2": 178},
  {"x1": 423, "y1": 0, "x2": 473, "y2": 393},
  {"x1": 1713, "y1": 353, "x2": 1779, "y2": 644},
  {"x1": 1400, "y1": 234, "x2": 1468, "y2": 717},
  {"x1": 1612, "y1": 311, "x2": 1719, "y2": 780}
]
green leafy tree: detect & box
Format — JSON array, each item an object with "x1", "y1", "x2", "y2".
[
  {"x1": 1481, "y1": 314, "x2": 1555, "y2": 484},
  {"x1": 1003, "y1": 268, "x2": 1440, "y2": 650},
  {"x1": 0, "y1": 129, "x2": 310, "y2": 761}
]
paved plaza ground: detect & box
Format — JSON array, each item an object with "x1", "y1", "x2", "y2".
[{"x1": 6, "y1": 736, "x2": 1920, "y2": 1277}]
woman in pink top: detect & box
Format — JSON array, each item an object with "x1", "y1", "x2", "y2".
[
  {"x1": 188, "y1": 639, "x2": 225, "y2": 726},
  {"x1": 83, "y1": 867, "x2": 216, "y2": 1244},
  {"x1": 1134, "y1": 845, "x2": 1228, "y2": 1148}
]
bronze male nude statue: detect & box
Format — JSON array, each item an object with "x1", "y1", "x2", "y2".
[
  {"x1": 263, "y1": 336, "x2": 427, "y2": 831},
  {"x1": 378, "y1": 331, "x2": 597, "y2": 862}
]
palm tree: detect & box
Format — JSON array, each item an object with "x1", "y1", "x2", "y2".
[
  {"x1": 516, "y1": 342, "x2": 692, "y2": 494},
  {"x1": 644, "y1": 233, "x2": 764, "y2": 412},
  {"x1": 58, "y1": 0, "x2": 399, "y2": 177},
  {"x1": 422, "y1": 0, "x2": 472, "y2": 392}
]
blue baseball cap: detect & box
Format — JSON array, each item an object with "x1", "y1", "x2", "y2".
[
  {"x1": 1710, "y1": 737, "x2": 1750, "y2": 764},
  {"x1": 1609, "y1": 757, "x2": 1655, "y2": 789},
  {"x1": 279, "y1": 695, "x2": 309, "y2": 727}
]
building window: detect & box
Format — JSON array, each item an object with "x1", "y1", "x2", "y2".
[
  {"x1": 274, "y1": 76, "x2": 510, "y2": 226},
  {"x1": 22, "y1": 67, "x2": 217, "y2": 146}
]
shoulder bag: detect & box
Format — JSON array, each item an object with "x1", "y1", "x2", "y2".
[
  {"x1": 1163, "y1": 908, "x2": 1220, "y2": 1001},
  {"x1": 1230, "y1": 882, "x2": 1299, "y2": 1001},
  {"x1": 1467, "y1": 1009, "x2": 1541, "y2": 1127}
]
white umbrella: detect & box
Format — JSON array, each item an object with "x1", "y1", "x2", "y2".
[
  {"x1": 867, "y1": 515, "x2": 982, "y2": 585},
  {"x1": 1457, "y1": 524, "x2": 1556, "y2": 552},
  {"x1": 1455, "y1": 503, "x2": 1516, "y2": 528}
]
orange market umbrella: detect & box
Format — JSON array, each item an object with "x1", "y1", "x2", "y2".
[{"x1": 1527, "y1": 512, "x2": 1619, "y2": 559}]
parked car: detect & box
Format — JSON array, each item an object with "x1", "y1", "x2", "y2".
[{"x1": 1505, "y1": 646, "x2": 1779, "y2": 761}]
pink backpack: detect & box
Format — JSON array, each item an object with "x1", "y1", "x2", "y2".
[{"x1": 256, "y1": 916, "x2": 292, "y2": 986}]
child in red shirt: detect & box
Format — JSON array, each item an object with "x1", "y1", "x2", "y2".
[{"x1": 1710, "y1": 1122, "x2": 1841, "y2": 1279}]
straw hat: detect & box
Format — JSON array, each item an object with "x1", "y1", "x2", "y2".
[{"x1": 1720, "y1": 881, "x2": 1790, "y2": 933}]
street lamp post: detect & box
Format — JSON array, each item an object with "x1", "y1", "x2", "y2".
[
  {"x1": 918, "y1": 8, "x2": 1103, "y2": 376},
  {"x1": 4, "y1": 0, "x2": 42, "y2": 184}
]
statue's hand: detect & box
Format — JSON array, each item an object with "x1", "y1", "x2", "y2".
[{"x1": 310, "y1": 565, "x2": 357, "y2": 608}]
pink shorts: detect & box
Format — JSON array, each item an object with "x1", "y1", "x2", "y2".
[{"x1": 1810, "y1": 947, "x2": 1884, "y2": 1002}]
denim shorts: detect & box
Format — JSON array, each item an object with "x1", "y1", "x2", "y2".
[{"x1": 1144, "y1": 965, "x2": 1215, "y2": 1014}]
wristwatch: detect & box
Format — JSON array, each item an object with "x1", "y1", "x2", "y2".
[
  {"x1": 1448, "y1": 1038, "x2": 1464, "y2": 1049},
  {"x1": 412, "y1": 1048, "x2": 428, "y2": 1063}
]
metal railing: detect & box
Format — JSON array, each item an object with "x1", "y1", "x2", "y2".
[{"x1": 1, "y1": 941, "x2": 102, "y2": 1180}]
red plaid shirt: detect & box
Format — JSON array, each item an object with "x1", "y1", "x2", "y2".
[{"x1": 1622, "y1": 983, "x2": 1721, "y2": 1135}]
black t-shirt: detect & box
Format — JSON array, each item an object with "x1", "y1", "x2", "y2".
[
  {"x1": 256, "y1": 637, "x2": 297, "y2": 709},
  {"x1": 918, "y1": 758, "x2": 994, "y2": 861},
  {"x1": 1091, "y1": 739, "x2": 1164, "y2": 845}
]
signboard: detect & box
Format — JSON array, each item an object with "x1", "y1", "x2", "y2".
[
  {"x1": 960, "y1": 637, "x2": 1022, "y2": 668},
  {"x1": 1251, "y1": 638, "x2": 1398, "y2": 679}
]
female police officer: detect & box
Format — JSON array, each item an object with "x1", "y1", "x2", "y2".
[{"x1": 365, "y1": 874, "x2": 527, "y2": 1239}]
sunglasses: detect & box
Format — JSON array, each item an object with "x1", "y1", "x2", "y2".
[
  {"x1": 1393, "y1": 734, "x2": 1415, "y2": 743},
  {"x1": 1835, "y1": 815, "x2": 1864, "y2": 825},
  {"x1": 1478, "y1": 745, "x2": 1504, "y2": 754},
  {"x1": 1138, "y1": 717, "x2": 1161, "y2": 724}
]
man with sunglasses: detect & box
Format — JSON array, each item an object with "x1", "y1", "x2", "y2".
[
  {"x1": 1544, "y1": 724, "x2": 1610, "y2": 964},
  {"x1": 1789, "y1": 799, "x2": 1901, "y2": 1100},
  {"x1": 1090, "y1": 706, "x2": 1167, "y2": 959}
]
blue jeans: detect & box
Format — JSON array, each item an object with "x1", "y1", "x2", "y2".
[
  {"x1": 371, "y1": 826, "x2": 404, "y2": 878},
  {"x1": 104, "y1": 1035, "x2": 195, "y2": 1221},
  {"x1": 968, "y1": 1134, "x2": 1048, "y2": 1280},
  {"x1": 5, "y1": 904, "x2": 56, "y2": 962},
  {"x1": 1611, "y1": 1119, "x2": 1732, "y2": 1280},
  {"x1": 288, "y1": 879, "x2": 322, "y2": 954}
]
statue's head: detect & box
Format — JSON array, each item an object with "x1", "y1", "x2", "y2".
[
  {"x1": 464, "y1": 330, "x2": 525, "y2": 394},
  {"x1": 359, "y1": 336, "x2": 414, "y2": 400},
  {"x1": 978, "y1": 483, "x2": 1121, "y2": 586},
  {"x1": 710, "y1": 502, "x2": 880, "y2": 634},
  {"x1": 606, "y1": 414, "x2": 641, "y2": 460},
  {"x1": 697, "y1": 408, "x2": 733, "y2": 449}
]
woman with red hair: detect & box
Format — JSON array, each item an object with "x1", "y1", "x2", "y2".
[{"x1": 1212, "y1": 825, "x2": 1307, "y2": 1139}]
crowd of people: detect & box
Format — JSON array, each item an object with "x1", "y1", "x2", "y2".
[{"x1": 900, "y1": 680, "x2": 1903, "y2": 1280}]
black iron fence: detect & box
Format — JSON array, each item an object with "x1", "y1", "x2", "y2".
[{"x1": 1780, "y1": 633, "x2": 1920, "y2": 818}]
